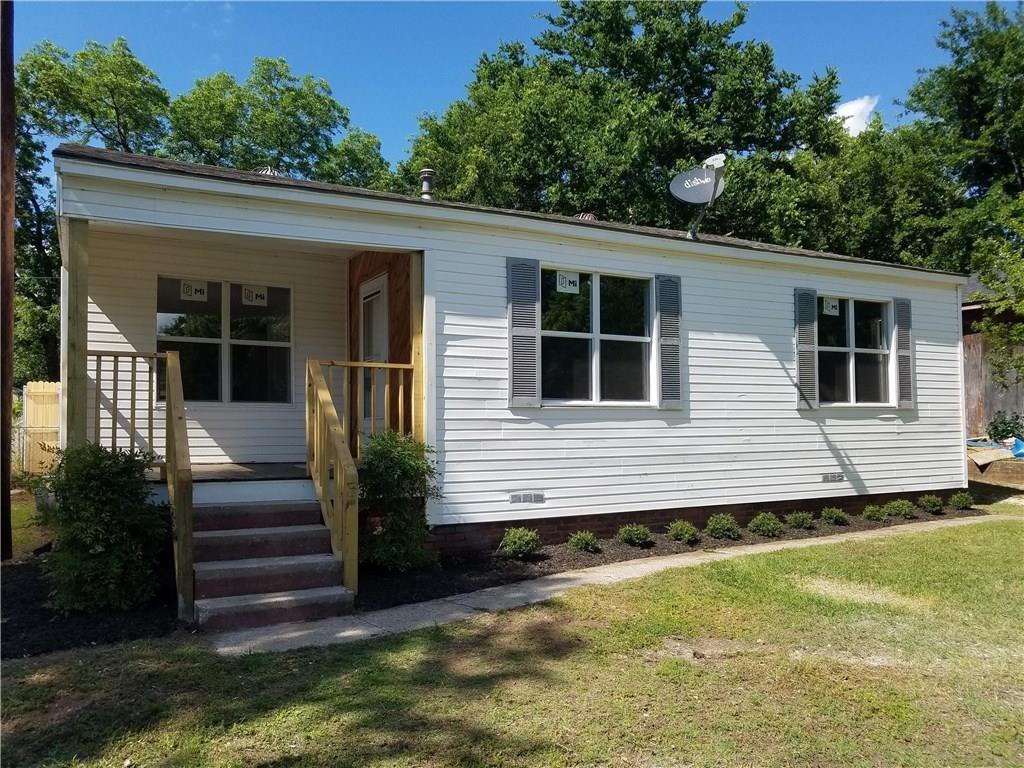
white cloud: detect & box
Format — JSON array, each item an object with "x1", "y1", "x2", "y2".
[{"x1": 834, "y1": 95, "x2": 879, "y2": 137}]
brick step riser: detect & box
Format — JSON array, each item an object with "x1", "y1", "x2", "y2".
[
  {"x1": 195, "y1": 565, "x2": 343, "y2": 599},
  {"x1": 194, "y1": 534, "x2": 332, "y2": 562},
  {"x1": 193, "y1": 508, "x2": 323, "y2": 532},
  {"x1": 196, "y1": 599, "x2": 351, "y2": 631}
]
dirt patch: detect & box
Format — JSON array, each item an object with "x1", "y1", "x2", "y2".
[
  {"x1": 1, "y1": 559, "x2": 178, "y2": 659},
  {"x1": 645, "y1": 636, "x2": 764, "y2": 664},
  {"x1": 798, "y1": 577, "x2": 929, "y2": 611},
  {"x1": 357, "y1": 508, "x2": 984, "y2": 611},
  {"x1": 789, "y1": 648, "x2": 910, "y2": 669}
]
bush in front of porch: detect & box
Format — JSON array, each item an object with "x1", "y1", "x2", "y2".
[
  {"x1": 359, "y1": 431, "x2": 442, "y2": 572},
  {"x1": 40, "y1": 444, "x2": 171, "y2": 612}
]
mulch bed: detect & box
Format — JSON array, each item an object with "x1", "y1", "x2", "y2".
[
  {"x1": 1, "y1": 559, "x2": 178, "y2": 659},
  {"x1": 356, "y1": 507, "x2": 985, "y2": 611}
]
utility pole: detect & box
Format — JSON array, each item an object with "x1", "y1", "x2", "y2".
[{"x1": 2, "y1": 0, "x2": 15, "y2": 561}]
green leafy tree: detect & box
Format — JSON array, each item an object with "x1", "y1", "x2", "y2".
[
  {"x1": 315, "y1": 128, "x2": 394, "y2": 190},
  {"x1": 403, "y1": 2, "x2": 843, "y2": 230},
  {"x1": 17, "y1": 37, "x2": 169, "y2": 152},
  {"x1": 904, "y1": 3, "x2": 1023, "y2": 384}
]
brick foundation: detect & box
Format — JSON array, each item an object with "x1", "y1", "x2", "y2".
[{"x1": 428, "y1": 487, "x2": 966, "y2": 556}]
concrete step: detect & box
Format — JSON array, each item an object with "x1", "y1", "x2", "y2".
[
  {"x1": 193, "y1": 525, "x2": 332, "y2": 562},
  {"x1": 193, "y1": 501, "x2": 323, "y2": 532},
  {"x1": 194, "y1": 586, "x2": 355, "y2": 630},
  {"x1": 194, "y1": 553, "x2": 343, "y2": 599}
]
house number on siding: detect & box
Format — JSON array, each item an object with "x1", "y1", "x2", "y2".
[{"x1": 556, "y1": 271, "x2": 580, "y2": 294}]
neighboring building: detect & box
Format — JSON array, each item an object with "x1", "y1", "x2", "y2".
[
  {"x1": 961, "y1": 274, "x2": 1024, "y2": 436},
  {"x1": 53, "y1": 145, "x2": 968, "y2": 627}
]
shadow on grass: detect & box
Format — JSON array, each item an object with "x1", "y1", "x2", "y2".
[
  {"x1": 3, "y1": 606, "x2": 583, "y2": 766},
  {"x1": 970, "y1": 481, "x2": 1023, "y2": 505}
]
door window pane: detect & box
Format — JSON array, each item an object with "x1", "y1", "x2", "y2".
[
  {"x1": 541, "y1": 270, "x2": 591, "y2": 332},
  {"x1": 157, "y1": 277, "x2": 221, "y2": 339},
  {"x1": 600, "y1": 340, "x2": 648, "y2": 400},
  {"x1": 231, "y1": 345, "x2": 290, "y2": 402},
  {"x1": 157, "y1": 341, "x2": 221, "y2": 401},
  {"x1": 230, "y1": 284, "x2": 291, "y2": 342},
  {"x1": 541, "y1": 337, "x2": 591, "y2": 400},
  {"x1": 817, "y1": 297, "x2": 848, "y2": 347},
  {"x1": 817, "y1": 351, "x2": 849, "y2": 403},
  {"x1": 855, "y1": 353, "x2": 889, "y2": 403},
  {"x1": 600, "y1": 276, "x2": 648, "y2": 336},
  {"x1": 854, "y1": 301, "x2": 886, "y2": 350}
]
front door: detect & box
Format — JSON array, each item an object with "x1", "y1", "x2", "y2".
[{"x1": 359, "y1": 274, "x2": 389, "y2": 441}]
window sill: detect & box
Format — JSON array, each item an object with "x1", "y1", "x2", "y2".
[{"x1": 539, "y1": 401, "x2": 659, "y2": 409}]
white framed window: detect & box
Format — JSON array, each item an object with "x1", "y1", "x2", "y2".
[
  {"x1": 539, "y1": 268, "x2": 652, "y2": 404},
  {"x1": 815, "y1": 296, "x2": 891, "y2": 405},
  {"x1": 157, "y1": 276, "x2": 292, "y2": 403}
]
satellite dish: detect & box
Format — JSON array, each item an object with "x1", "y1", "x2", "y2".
[
  {"x1": 669, "y1": 167, "x2": 726, "y2": 205},
  {"x1": 669, "y1": 152, "x2": 729, "y2": 238}
]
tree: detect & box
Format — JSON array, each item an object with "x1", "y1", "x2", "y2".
[
  {"x1": 16, "y1": 38, "x2": 169, "y2": 153},
  {"x1": 402, "y1": 1, "x2": 843, "y2": 232},
  {"x1": 315, "y1": 128, "x2": 393, "y2": 190},
  {"x1": 166, "y1": 58, "x2": 354, "y2": 178},
  {"x1": 904, "y1": 2, "x2": 1024, "y2": 384}
]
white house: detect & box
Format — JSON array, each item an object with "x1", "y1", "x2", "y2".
[{"x1": 54, "y1": 144, "x2": 968, "y2": 627}]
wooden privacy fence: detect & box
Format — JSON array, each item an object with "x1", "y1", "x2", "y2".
[{"x1": 17, "y1": 381, "x2": 60, "y2": 474}]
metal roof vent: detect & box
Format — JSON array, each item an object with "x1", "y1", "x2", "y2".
[
  {"x1": 419, "y1": 168, "x2": 436, "y2": 200},
  {"x1": 252, "y1": 165, "x2": 285, "y2": 177},
  {"x1": 574, "y1": 212, "x2": 598, "y2": 221}
]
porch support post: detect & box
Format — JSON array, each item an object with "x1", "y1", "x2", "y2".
[
  {"x1": 410, "y1": 251, "x2": 425, "y2": 442},
  {"x1": 61, "y1": 218, "x2": 89, "y2": 447}
]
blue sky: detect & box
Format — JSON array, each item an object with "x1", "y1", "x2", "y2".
[{"x1": 15, "y1": 1, "x2": 975, "y2": 166}]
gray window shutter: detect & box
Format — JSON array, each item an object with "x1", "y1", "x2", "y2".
[
  {"x1": 794, "y1": 288, "x2": 818, "y2": 409},
  {"x1": 656, "y1": 274, "x2": 683, "y2": 410},
  {"x1": 894, "y1": 297, "x2": 915, "y2": 408},
  {"x1": 507, "y1": 257, "x2": 540, "y2": 406}
]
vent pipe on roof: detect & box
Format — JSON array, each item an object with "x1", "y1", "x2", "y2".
[{"x1": 419, "y1": 168, "x2": 436, "y2": 200}]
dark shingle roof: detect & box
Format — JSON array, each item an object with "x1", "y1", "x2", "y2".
[{"x1": 54, "y1": 143, "x2": 966, "y2": 279}]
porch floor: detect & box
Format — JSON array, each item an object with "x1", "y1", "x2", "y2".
[{"x1": 147, "y1": 463, "x2": 309, "y2": 483}]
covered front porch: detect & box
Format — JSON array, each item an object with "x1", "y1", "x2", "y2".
[{"x1": 59, "y1": 218, "x2": 425, "y2": 622}]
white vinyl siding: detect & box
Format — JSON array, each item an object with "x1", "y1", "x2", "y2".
[
  {"x1": 61, "y1": 160, "x2": 965, "y2": 522},
  {"x1": 84, "y1": 227, "x2": 346, "y2": 463}
]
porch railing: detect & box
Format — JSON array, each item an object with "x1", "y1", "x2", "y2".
[
  {"x1": 306, "y1": 359, "x2": 360, "y2": 593},
  {"x1": 164, "y1": 352, "x2": 195, "y2": 622},
  {"x1": 318, "y1": 360, "x2": 417, "y2": 459},
  {"x1": 87, "y1": 349, "x2": 194, "y2": 621}
]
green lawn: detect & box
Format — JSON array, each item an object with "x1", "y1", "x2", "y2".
[
  {"x1": 8, "y1": 494, "x2": 49, "y2": 560},
  {"x1": 3, "y1": 518, "x2": 1023, "y2": 767}
]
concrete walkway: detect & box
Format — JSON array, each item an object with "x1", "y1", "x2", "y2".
[{"x1": 210, "y1": 513, "x2": 1019, "y2": 655}]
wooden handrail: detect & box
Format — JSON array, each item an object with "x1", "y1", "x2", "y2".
[
  {"x1": 318, "y1": 359, "x2": 416, "y2": 459},
  {"x1": 164, "y1": 351, "x2": 194, "y2": 622},
  {"x1": 306, "y1": 359, "x2": 359, "y2": 593},
  {"x1": 87, "y1": 350, "x2": 165, "y2": 456}
]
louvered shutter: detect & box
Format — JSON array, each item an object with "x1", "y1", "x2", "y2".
[
  {"x1": 794, "y1": 288, "x2": 818, "y2": 409},
  {"x1": 507, "y1": 257, "x2": 541, "y2": 406},
  {"x1": 656, "y1": 274, "x2": 683, "y2": 410},
  {"x1": 894, "y1": 297, "x2": 915, "y2": 408}
]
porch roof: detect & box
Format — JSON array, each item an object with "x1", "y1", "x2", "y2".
[{"x1": 54, "y1": 143, "x2": 966, "y2": 281}]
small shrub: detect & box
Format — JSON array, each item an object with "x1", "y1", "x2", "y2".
[
  {"x1": 863, "y1": 504, "x2": 886, "y2": 522},
  {"x1": 883, "y1": 499, "x2": 917, "y2": 519},
  {"x1": 785, "y1": 511, "x2": 815, "y2": 530},
  {"x1": 42, "y1": 444, "x2": 169, "y2": 612},
  {"x1": 567, "y1": 530, "x2": 600, "y2": 553},
  {"x1": 949, "y1": 491, "x2": 974, "y2": 510},
  {"x1": 820, "y1": 506, "x2": 848, "y2": 525},
  {"x1": 667, "y1": 519, "x2": 701, "y2": 544},
  {"x1": 705, "y1": 513, "x2": 741, "y2": 540},
  {"x1": 916, "y1": 494, "x2": 944, "y2": 514},
  {"x1": 359, "y1": 431, "x2": 442, "y2": 571},
  {"x1": 748, "y1": 512, "x2": 784, "y2": 537},
  {"x1": 616, "y1": 524, "x2": 653, "y2": 547},
  {"x1": 987, "y1": 410, "x2": 1024, "y2": 442},
  {"x1": 497, "y1": 527, "x2": 542, "y2": 559}
]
